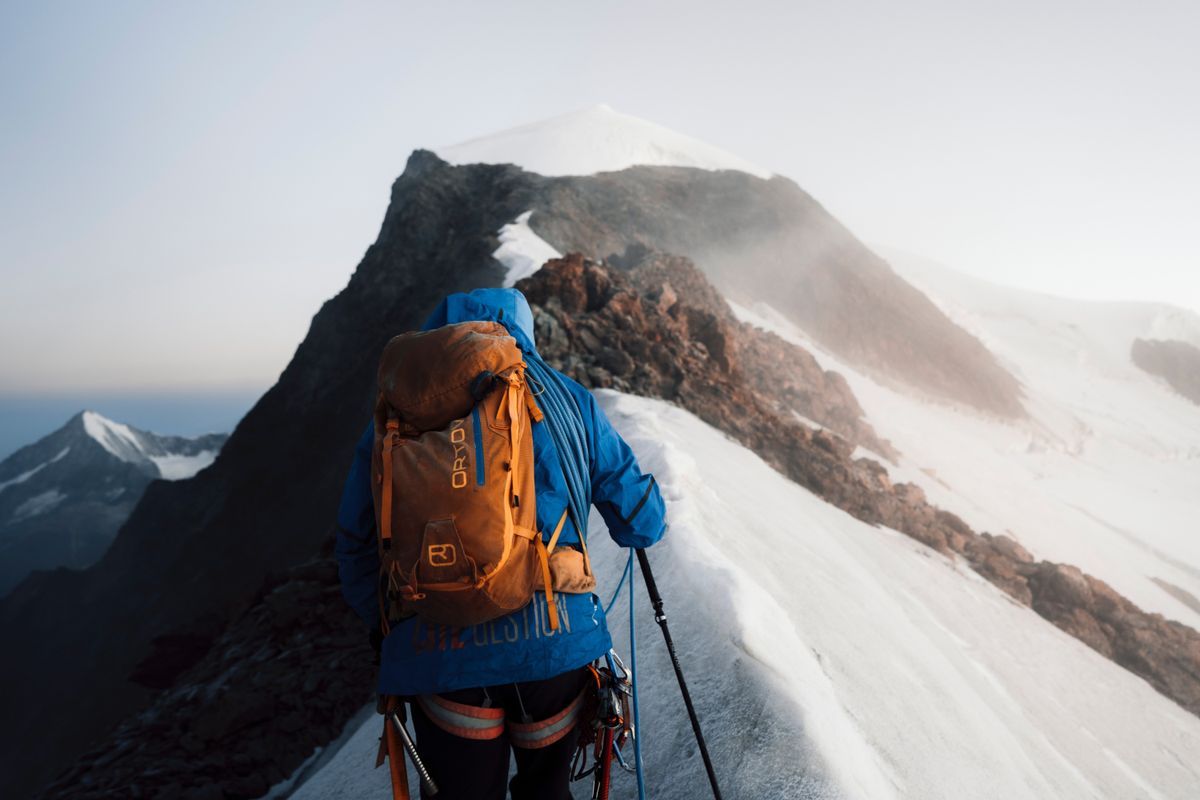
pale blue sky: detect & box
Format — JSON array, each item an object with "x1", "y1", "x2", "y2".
[{"x1": 2, "y1": 0, "x2": 1198, "y2": 396}]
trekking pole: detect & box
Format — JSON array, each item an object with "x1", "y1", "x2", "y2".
[{"x1": 635, "y1": 549, "x2": 723, "y2": 800}]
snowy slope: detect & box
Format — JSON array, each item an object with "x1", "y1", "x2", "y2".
[
  {"x1": 730, "y1": 255, "x2": 1200, "y2": 632},
  {"x1": 280, "y1": 392, "x2": 1200, "y2": 800},
  {"x1": 0, "y1": 446, "x2": 69, "y2": 493},
  {"x1": 436, "y1": 104, "x2": 772, "y2": 179}
]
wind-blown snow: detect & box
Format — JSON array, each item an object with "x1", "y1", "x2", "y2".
[
  {"x1": 12, "y1": 489, "x2": 67, "y2": 521},
  {"x1": 729, "y1": 254, "x2": 1200, "y2": 632},
  {"x1": 436, "y1": 104, "x2": 772, "y2": 180},
  {"x1": 493, "y1": 211, "x2": 561, "y2": 287},
  {"x1": 278, "y1": 392, "x2": 1200, "y2": 800},
  {"x1": 0, "y1": 447, "x2": 69, "y2": 493}
]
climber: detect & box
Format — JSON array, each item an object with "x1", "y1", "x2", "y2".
[{"x1": 334, "y1": 287, "x2": 667, "y2": 800}]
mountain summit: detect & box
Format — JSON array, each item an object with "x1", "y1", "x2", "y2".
[{"x1": 435, "y1": 103, "x2": 772, "y2": 178}]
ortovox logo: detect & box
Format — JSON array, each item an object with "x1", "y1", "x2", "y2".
[
  {"x1": 428, "y1": 544, "x2": 457, "y2": 567},
  {"x1": 449, "y1": 419, "x2": 468, "y2": 489}
]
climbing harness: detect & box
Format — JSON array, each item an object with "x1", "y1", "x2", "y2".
[{"x1": 570, "y1": 650, "x2": 637, "y2": 799}]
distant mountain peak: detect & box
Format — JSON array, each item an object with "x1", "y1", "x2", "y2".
[
  {"x1": 0, "y1": 411, "x2": 231, "y2": 600},
  {"x1": 80, "y1": 409, "x2": 147, "y2": 464},
  {"x1": 435, "y1": 104, "x2": 772, "y2": 179}
]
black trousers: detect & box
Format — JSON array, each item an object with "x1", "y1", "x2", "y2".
[{"x1": 408, "y1": 666, "x2": 591, "y2": 800}]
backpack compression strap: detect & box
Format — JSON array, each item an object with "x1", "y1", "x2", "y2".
[
  {"x1": 535, "y1": 509, "x2": 570, "y2": 632},
  {"x1": 378, "y1": 416, "x2": 401, "y2": 636}
]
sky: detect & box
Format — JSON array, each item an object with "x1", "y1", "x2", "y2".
[{"x1": 2, "y1": 0, "x2": 1198, "y2": 404}]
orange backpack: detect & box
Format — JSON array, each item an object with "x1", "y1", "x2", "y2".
[{"x1": 370, "y1": 321, "x2": 572, "y2": 634}]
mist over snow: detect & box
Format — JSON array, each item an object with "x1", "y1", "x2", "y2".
[{"x1": 436, "y1": 104, "x2": 773, "y2": 179}]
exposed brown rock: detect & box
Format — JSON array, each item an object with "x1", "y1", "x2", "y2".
[
  {"x1": 522, "y1": 251, "x2": 1200, "y2": 720},
  {"x1": 522, "y1": 251, "x2": 896, "y2": 462},
  {"x1": 1132, "y1": 338, "x2": 1200, "y2": 406}
]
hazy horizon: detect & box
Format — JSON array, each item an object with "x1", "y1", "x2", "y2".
[{"x1": 3, "y1": 1, "x2": 1198, "y2": 398}]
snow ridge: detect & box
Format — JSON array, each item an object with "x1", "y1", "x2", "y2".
[
  {"x1": 83, "y1": 411, "x2": 146, "y2": 464},
  {"x1": 493, "y1": 210, "x2": 561, "y2": 287}
]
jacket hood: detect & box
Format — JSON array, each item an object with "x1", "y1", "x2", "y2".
[{"x1": 420, "y1": 288, "x2": 537, "y2": 353}]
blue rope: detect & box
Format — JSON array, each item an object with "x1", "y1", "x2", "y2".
[
  {"x1": 629, "y1": 547, "x2": 646, "y2": 800},
  {"x1": 605, "y1": 552, "x2": 632, "y2": 614},
  {"x1": 524, "y1": 352, "x2": 645, "y2": 798},
  {"x1": 524, "y1": 355, "x2": 591, "y2": 540}
]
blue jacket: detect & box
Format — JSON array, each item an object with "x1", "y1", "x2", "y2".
[{"x1": 334, "y1": 288, "x2": 667, "y2": 695}]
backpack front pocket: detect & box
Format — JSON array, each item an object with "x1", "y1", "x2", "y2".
[{"x1": 415, "y1": 518, "x2": 477, "y2": 587}]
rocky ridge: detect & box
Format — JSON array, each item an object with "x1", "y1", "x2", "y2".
[{"x1": 521, "y1": 253, "x2": 1200, "y2": 720}]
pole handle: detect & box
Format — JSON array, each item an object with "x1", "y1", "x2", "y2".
[{"x1": 635, "y1": 549, "x2": 665, "y2": 621}]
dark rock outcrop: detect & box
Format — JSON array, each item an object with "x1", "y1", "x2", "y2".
[
  {"x1": 1132, "y1": 338, "x2": 1200, "y2": 405},
  {"x1": 35, "y1": 556, "x2": 375, "y2": 800}
]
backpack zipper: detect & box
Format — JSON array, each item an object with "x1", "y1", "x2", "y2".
[{"x1": 471, "y1": 405, "x2": 486, "y2": 486}]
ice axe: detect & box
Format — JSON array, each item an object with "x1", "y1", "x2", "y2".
[{"x1": 377, "y1": 697, "x2": 438, "y2": 798}]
